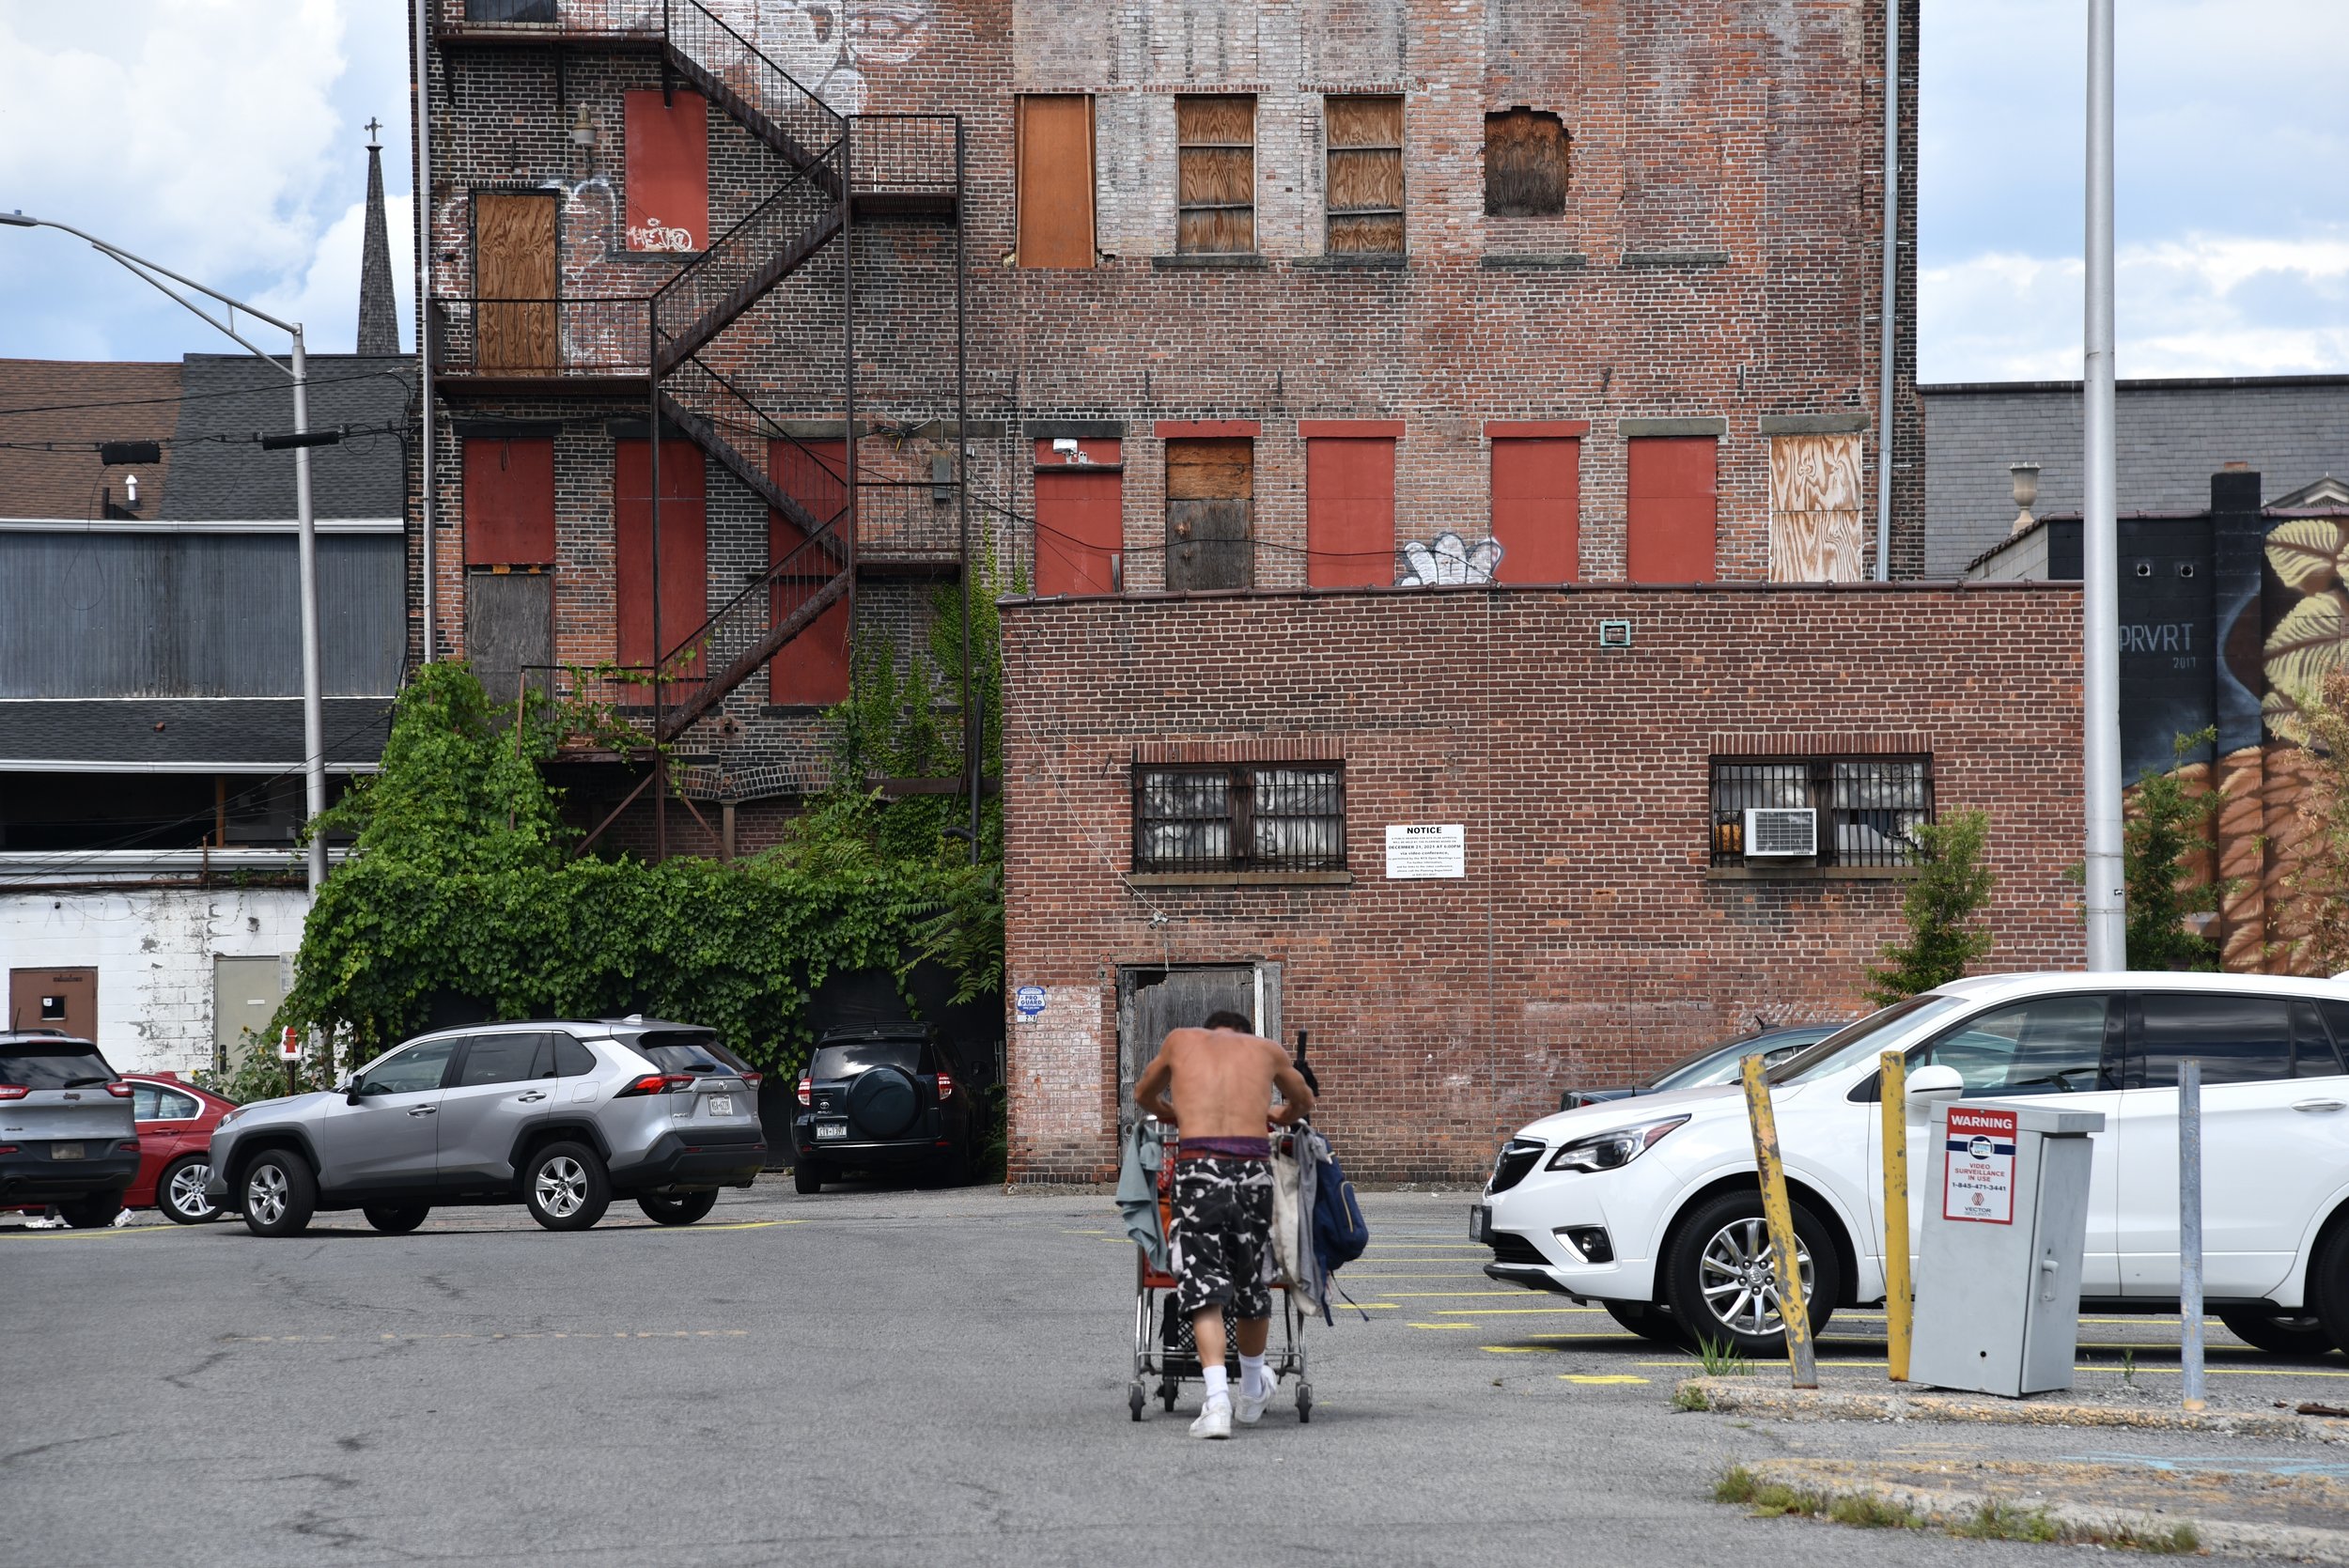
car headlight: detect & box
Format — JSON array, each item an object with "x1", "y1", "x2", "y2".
[
  {"x1": 217, "y1": 1105, "x2": 251, "y2": 1128},
  {"x1": 1545, "y1": 1115, "x2": 1688, "y2": 1173}
]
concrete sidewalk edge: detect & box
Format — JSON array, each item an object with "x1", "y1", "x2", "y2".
[
  {"x1": 1737, "y1": 1458, "x2": 2349, "y2": 1564},
  {"x1": 1679, "y1": 1375, "x2": 2349, "y2": 1443}
]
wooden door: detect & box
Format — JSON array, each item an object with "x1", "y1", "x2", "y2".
[
  {"x1": 1115, "y1": 965, "x2": 1277, "y2": 1127},
  {"x1": 9, "y1": 968, "x2": 96, "y2": 1042},
  {"x1": 464, "y1": 571, "x2": 554, "y2": 706},
  {"x1": 1165, "y1": 438, "x2": 1252, "y2": 591},
  {"x1": 1016, "y1": 96, "x2": 1095, "y2": 269},
  {"x1": 474, "y1": 193, "x2": 557, "y2": 372},
  {"x1": 614, "y1": 440, "x2": 708, "y2": 683}
]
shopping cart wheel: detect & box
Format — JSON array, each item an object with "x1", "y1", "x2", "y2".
[
  {"x1": 1159, "y1": 1380, "x2": 1178, "y2": 1413},
  {"x1": 1128, "y1": 1381, "x2": 1145, "y2": 1421},
  {"x1": 1297, "y1": 1380, "x2": 1313, "y2": 1423}
]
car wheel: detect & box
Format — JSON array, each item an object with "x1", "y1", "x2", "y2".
[
  {"x1": 793, "y1": 1159, "x2": 825, "y2": 1195},
  {"x1": 523, "y1": 1141, "x2": 610, "y2": 1232},
  {"x1": 2216, "y1": 1305, "x2": 2334, "y2": 1358},
  {"x1": 2304, "y1": 1223, "x2": 2349, "y2": 1358},
  {"x1": 364, "y1": 1204, "x2": 430, "y2": 1234},
  {"x1": 1604, "y1": 1298, "x2": 1693, "y2": 1348},
  {"x1": 241, "y1": 1150, "x2": 316, "y2": 1237},
  {"x1": 1661, "y1": 1190, "x2": 1841, "y2": 1361},
  {"x1": 158, "y1": 1154, "x2": 221, "y2": 1224},
  {"x1": 55, "y1": 1194, "x2": 126, "y2": 1230},
  {"x1": 636, "y1": 1189, "x2": 719, "y2": 1226}
]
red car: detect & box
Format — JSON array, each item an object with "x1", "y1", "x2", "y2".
[{"x1": 120, "y1": 1073, "x2": 238, "y2": 1223}]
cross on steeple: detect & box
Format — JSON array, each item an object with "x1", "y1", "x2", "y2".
[{"x1": 365, "y1": 116, "x2": 382, "y2": 147}]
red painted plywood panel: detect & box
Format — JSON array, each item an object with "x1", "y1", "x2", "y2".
[
  {"x1": 1490, "y1": 436, "x2": 1579, "y2": 583},
  {"x1": 767, "y1": 439, "x2": 852, "y2": 706},
  {"x1": 624, "y1": 90, "x2": 708, "y2": 252},
  {"x1": 1035, "y1": 438, "x2": 1123, "y2": 596},
  {"x1": 462, "y1": 435, "x2": 556, "y2": 565},
  {"x1": 614, "y1": 439, "x2": 707, "y2": 676},
  {"x1": 1626, "y1": 436, "x2": 1718, "y2": 583},
  {"x1": 1306, "y1": 436, "x2": 1394, "y2": 588}
]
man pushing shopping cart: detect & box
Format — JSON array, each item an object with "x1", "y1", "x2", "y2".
[{"x1": 1130, "y1": 1010, "x2": 1317, "y2": 1438}]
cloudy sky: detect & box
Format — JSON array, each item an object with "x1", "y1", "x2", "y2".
[{"x1": 0, "y1": 0, "x2": 2342, "y2": 383}]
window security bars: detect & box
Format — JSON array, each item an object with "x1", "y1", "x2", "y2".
[
  {"x1": 1133, "y1": 765, "x2": 1345, "y2": 873},
  {"x1": 1708, "y1": 756, "x2": 1933, "y2": 868}
]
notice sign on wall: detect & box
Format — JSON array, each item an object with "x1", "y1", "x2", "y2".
[
  {"x1": 1386, "y1": 824, "x2": 1466, "y2": 879},
  {"x1": 1941, "y1": 1105, "x2": 2018, "y2": 1225}
]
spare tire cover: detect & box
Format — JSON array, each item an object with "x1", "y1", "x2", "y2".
[{"x1": 848, "y1": 1066, "x2": 918, "y2": 1140}]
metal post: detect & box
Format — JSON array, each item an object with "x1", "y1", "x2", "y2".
[
  {"x1": 414, "y1": 0, "x2": 436, "y2": 665},
  {"x1": 1874, "y1": 0, "x2": 1899, "y2": 582},
  {"x1": 649, "y1": 319, "x2": 666, "y2": 865},
  {"x1": 291, "y1": 329, "x2": 328, "y2": 898},
  {"x1": 841, "y1": 127, "x2": 859, "y2": 605},
  {"x1": 2179, "y1": 1057, "x2": 2206, "y2": 1411},
  {"x1": 1741, "y1": 1053, "x2": 1817, "y2": 1389},
  {"x1": 2082, "y1": 0, "x2": 2125, "y2": 970},
  {"x1": 955, "y1": 119, "x2": 979, "y2": 864},
  {"x1": 1879, "y1": 1048, "x2": 1912, "y2": 1381}
]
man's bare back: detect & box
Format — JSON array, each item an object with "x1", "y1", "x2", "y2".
[{"x1": 1133, "y1": 1022, "x2": 1314, "y2": 1137}]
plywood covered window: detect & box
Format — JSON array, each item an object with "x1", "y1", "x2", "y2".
[
  {"x1": 1304, "y1": 433, "x2": 1396, "y2": 588},
  {"x1": 1626, "y1": 436, "x2": 1718, "y2": 583},
  {"x1": 1164, "y1": 438, "x2": 1252, "y2": 590},
  {"x1": 767, "y1": 439, "x2": 852, "y2": 706},
  {"x1": 614, "y1": 439, "x2": 708, "y2": 679},
  {"x1": 1484, "y1": 108, "x2": 1569, "y2": 217},
  {"x1": 1767, "y1": 433, "x2": 1866, "y2": 582},
  {"x1": 1326, "y1": 96, "x2": 1404, "y2": 256},
  {"x1": 472, "y1": 192, "x2": 556, "y2": 372},
  {"x1": 1176, "y1": 96, "x2": 1255, "y2": 255},
  {"x1": 1489, "y1": 434, "x2": 1579, "y2": 583},
  {"x1": 462, "y1": 434, "x2": 556, "y2": 565},
  {"x1": 623, "y1": 90, "x2": 708, "y2": 252},
  {"x1": 1034, "y1": 438, "x2": 1123, "y2": 595},
  {"x1": 1015, "y1": 95, "x2": 1095, "y2": 269}
]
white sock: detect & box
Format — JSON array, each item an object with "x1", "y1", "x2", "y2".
[
  {"x1": 1240, "y1": 1353, "x2": 1269, "y2": 1396},
  {"x1": 1201, "y1": 1365, "x2": 1229, "y2": 1405}
]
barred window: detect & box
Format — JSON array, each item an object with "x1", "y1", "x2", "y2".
[
  {"x1": 1709, "y1": 755, "x2": 1932, "y2": 869},
  {"x1": 1134, "y1": 764, "x2": 1345, "y2": 873}
]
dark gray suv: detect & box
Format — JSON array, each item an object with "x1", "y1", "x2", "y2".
[
  {"x1": 1, "y1": 1032, "x2": 140, "y2": 1227},
  {"x1": 206, "y1": 1017, "x2": 766, "y2": 1236}
]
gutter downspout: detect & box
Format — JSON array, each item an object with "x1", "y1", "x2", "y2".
[
  {"x1": 1875, "y1": 0, "x2": 1900, "y2": 582},
  {"x1": 414, "y1": 0, "x2": 436, "y2": 662}
]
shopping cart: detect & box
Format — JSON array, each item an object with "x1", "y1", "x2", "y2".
[{"x1": 1127, "y1": 1124, "x2": 1313, "y2": 1422}]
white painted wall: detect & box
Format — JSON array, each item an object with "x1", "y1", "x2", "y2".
[{"x1": 1, "y1": 888, "x2": 306, "y2": 1074}]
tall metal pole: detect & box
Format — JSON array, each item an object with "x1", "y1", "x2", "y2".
[
  {"x1": 2178, "y1": 1057, "x2": 2207, "y2": 1410},
  {"x1": 414, "y1": 0, "x2": 437, "y2": 665},
  {"x1": 1874, "y1": 0, "x2": 1899, "y2": 582},
  {"x1": 956, "y1": 120, "x2": 979, "y2": 864},
  {"x1": 2082, "y1": 0, "x2": 2125, "y2": 969},
  {"x1": 291, "y1": 329, "x2": 328, "y2": 897},
  {"x1": 650, "y1": 321, "x2": 666, "y2": 864}
]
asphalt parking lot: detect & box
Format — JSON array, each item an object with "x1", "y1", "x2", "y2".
[{"x1": 5, "y1": 1186, "x2": 2341, "y2": 1566}]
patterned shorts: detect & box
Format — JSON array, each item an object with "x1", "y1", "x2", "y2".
[{"x1": 1169, "y1": 1155, "x2": 1273, "y2": 1320}]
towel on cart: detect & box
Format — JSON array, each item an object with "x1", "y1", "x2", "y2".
[
  {"x1": 1270, "y1": 1126, "x2": 1327, "y2": 1312},
  {"x1": 1116, "y1": 1117, "x2": 1173, "y2": 1269}
]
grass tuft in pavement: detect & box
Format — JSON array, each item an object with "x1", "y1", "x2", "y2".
[
  {"x1": 1694, "y1": 1336, "x2": 1750, "y2": 1378},
  {"x1": 1717, "y1": 1467, "x2": 2201, "y2": 1553},
  {"x1": 1670, "y1": 1383, "x2": 1711, "y2": 1413}
]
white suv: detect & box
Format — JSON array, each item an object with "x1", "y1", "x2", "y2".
[{"x1": 1476, "y1": 971, "x2": 2349, "y2": 1358}]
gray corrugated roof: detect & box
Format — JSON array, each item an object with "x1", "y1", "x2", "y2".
[
  {"x1": 0, "y1": 698, "x2": 393, "y2": 768},
  {"x1": 161, "y1": 354, "x2": 413, "y2": 520}
]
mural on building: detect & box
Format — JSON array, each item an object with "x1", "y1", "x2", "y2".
[
  {"x1": 1396, "y1": 531, "x2": 1501, "y2": 587},
  {"x1": 716, "y1": 0, "x2": 934, "y2": 115}
]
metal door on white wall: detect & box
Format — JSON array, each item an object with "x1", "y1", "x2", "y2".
[{"x1": 213, "y1": 955, "x2": 284, "y2": 1071}]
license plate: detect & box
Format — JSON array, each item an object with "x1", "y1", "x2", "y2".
[
  {"x1": 1469, "y1": 1203, "x2": 1489, "y2": 1242},
  {"x1": 51, "y1": 1142, "x2": 84, "y2": 1161},
  {"x1": 816, "y1": 1122, "x2": 848, "y2": 1141},
  {"x1": 708, "y1": 1095, "x2": 732, "y2": 1117}
]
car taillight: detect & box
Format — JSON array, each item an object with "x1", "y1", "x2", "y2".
[
  {"x1": 934, "y1": 1070, "x2": 955, "y2": 1101},
  {"x1": 739, "y1": 1071, "x2": 763, "y2": 1089},
  {"x1": 0, "y1": 1084, "x2": 27, "y2": 1101},
  {"x1": 103, "y1": 1080, "x2": 134, "y2": 1098},
  {"x1": 615, "y1": 1073, "x2": 693, "y2": 1098},
  {"x1": 796, "y1": 1075, "x2": 812, "y2": 1107},
  {"x1": 117, "y1": 1140, "x2": 141, "y2": 1152}
]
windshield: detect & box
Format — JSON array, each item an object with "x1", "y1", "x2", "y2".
[
  {"x1": 638, "y1": 1032, "x2": 751, "y2": 1076},
  {"x1": 810, "y1": 1040, "x2": 923, "y2": 1079},
  {"x1": 0, "y1": 1040, "x2": 117, "y2": 1090},
  {"x1": 1651, "y1": 1030, "x2": 1832, "y2": 1092},
  {"x1": 1768, "y1": 994, "x2": 1974, "y2": 1084}
]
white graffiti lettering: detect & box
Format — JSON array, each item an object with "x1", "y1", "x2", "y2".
[
  {"x1": 629, "y1": 216, "x2": 697, "y2": 253},
  {"x1": 2120, "y1": 622, "x2": 2194, "y2": 655}
]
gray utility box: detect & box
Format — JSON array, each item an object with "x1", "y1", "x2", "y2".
[{"x1": 1909, "y1": 1101, "x2": 2105, "y2": 1398}]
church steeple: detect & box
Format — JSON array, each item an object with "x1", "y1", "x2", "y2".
[{"x1": 357, "y1": 117, "x2": 400, "y2": 356}]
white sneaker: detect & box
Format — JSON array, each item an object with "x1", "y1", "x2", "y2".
[
  {"x1": 1189, "y1": 1397, "x2": 1233, "y2": 1439},
  {"x1": 1236, "y1": 1375, "x2": 1274, "y2": 1424}
]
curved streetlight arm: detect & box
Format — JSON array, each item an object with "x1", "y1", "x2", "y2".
[{"x1": 3, "y1": 211, "x2": 302, "y2": 354}]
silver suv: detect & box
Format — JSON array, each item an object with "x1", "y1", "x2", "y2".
[
  {"x1": 1, "y1": 1032, "x2": 140, "y2": 1228},
  {"x1": 206, "y1": 1017, "x2": 766, "y2": 1236}
]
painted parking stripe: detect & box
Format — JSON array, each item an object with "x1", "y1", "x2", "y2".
[
  {"x1": 1561, "y1": 1374, "x2": 1651, "y2": 1384},
  {"x1": 1408, "y1": 1323, "x2": 1479, "y2": 1329},
  {"x1": 1627, "y1": 1358, "x2": 2349, "y2": 1379},
  {"x1": 0, "y1": 1224, "x2": 172, "y2": 1241}
]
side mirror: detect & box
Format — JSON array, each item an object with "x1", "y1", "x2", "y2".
[
  {"x1": 1905, "y1": 1063, "x2": 1965, "y2": 1120},
  {"x1": 333, "y1": 1070, "x2": 354, "y2": 1094}
]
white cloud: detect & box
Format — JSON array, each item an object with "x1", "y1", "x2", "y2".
[{"x1": 255, "y1": 194, "x2": 416, "y2": 355}]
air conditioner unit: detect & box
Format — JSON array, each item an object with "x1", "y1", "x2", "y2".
[{"x1": 1743, "y1": 807, "x2": 1817, "y2": 858}]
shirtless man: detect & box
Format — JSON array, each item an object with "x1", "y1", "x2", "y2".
[{"x1": 1133, "y1": 1010, "x2": 1315, "y2": 1439}]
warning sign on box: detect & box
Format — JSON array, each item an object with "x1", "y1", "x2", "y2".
[{"x1": 1941, "y1": 1105, "x2": 2017, "y2": 1225}]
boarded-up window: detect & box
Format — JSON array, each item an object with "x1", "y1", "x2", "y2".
[
  {"x1": 1490, "y1": 435, "x2": 1579, "y2": 583},
  {"x1": 1767, "y1": 434, "x2": 1866, "y2": 582},
  {"x1": 1016, "y1": 95, "x2": 1095, "y2": 269},
  {"x1": 1034, "y1": 438, "x2": 1123, "y2": 595},
  {"x1": 473, "y1": 192, "x2": 556, "y2": 372},
  {"x1": 614, "y1": 440, "x2": 708, "y2": 678},
  {"x1": 768, "y1": 439, "x2": 852, "y2": 706},
  {"x1": 1305, "y1": 437, "x2": 1395, "y2": 588},
  {"x1": 1176, "y1": 96, "x2": 1254, "y2": 255},
  {"x1": 466, "y1": 571, "x2": 553, "y2": 706},
  {"x1": 624, "y1": 90, "x2": 708, "y2": 252},
  {"x1": 1485, "y1": 107, "x2": 1568, "y2": 217},
  {"x1": 1165, "y1": 439, "x2": 1252, "y2": 590},
  {"x1": 1326, "y1": 96, "x2": 1404, "y2": 256},
  {"x1": 1626, "y1": 436, "x2": 1718, "y2": 583},
  {"x1": 462, "y1": 434, "x2": 556, "y2": 565}
]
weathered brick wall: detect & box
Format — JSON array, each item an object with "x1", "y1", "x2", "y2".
[{"x1": 1000, "y1": 582, "x2": 2083, "y2": 1183}]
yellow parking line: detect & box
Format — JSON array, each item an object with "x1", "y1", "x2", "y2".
[
  {"x1": 1435, "y1": 1307, "x2": 1591, "y2": 1315},
  {"x1": 0, "y1": 1223, "x2": 170, "y2": 1241},
  {"x1": 1630, "y1": 1359, "x2": 2349, "y2": 1379},
  {"x1": 1347, "y1": 1273, "x2": 1492, "y2": 1280},
  {"x1": 1408, "y1": 1323, "x2": 1479, "y2": 1330},
  {"x1": 1482, "y1": 1345, "x2": 1557, "y2": 1354},
  {"x1": 1562, "y1": 1374, "x2": 1651, "y2": 1385},
  {"x1": 688, "y1": 1219, "x2": 791, "y2": 1231},
  {"x1": 1377, "y1": 1291, "x2": 1578, "y2": 1299}
]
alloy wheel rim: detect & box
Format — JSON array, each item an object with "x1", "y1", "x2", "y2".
[
  {"x1": 249, "y1": 1166, "x2": 288, "y2": 1225},
  {"x1": 170, "y1": 1163, "x2": 213, "y2": 1218},
  {"x1": 537, "y1": 1157, "x2": 585, "y2": 1218},
  {"x1": 1697, "y1": 1216, "x2": 1813, "y2": 1337}
]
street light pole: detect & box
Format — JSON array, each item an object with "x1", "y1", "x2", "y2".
[
  {"x1": 2081, "y1": 0, "x2": 2125, "y2": 970},
  {"x1": 1, "y1": 211, "x2": 331, "y2": 900}
]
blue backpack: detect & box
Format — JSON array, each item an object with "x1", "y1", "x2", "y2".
[{"x1": 1310, "y1": 1142, "x2": 1369, "y2": 1321}]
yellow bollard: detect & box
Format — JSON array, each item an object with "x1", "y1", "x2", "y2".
[
  {"x1": 1880, "y1": 1049, "x2": 1912, "y2": 1382},
  {"x1": 1740, "y1": 1053, "x2": 1817, "y2": 1389}
]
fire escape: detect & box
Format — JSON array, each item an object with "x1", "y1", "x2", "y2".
[{"x1": 431, "y1": 0, "x2": 970, "y2": 846}]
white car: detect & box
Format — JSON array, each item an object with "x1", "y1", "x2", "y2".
[{"x1": 1475, "y1": 971, "x2": 2349, "y2": 1358}]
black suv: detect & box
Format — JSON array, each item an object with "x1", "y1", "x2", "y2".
[{"x1": 791, "y1": 1025, "x2": 972, "y2": 1192}]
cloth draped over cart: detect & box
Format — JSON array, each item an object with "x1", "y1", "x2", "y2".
[{"x1": 1117, "y1": 1117, "x2": 1325, "y2": 1309}]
